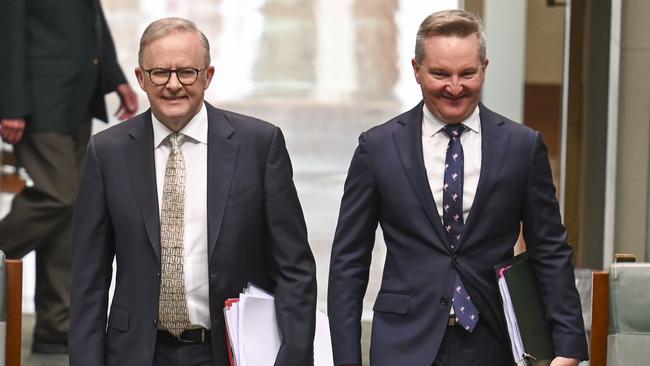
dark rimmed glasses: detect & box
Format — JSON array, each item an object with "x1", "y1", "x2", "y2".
[{"x1": 143, "y1": 67, "x2": 207, "y2": 86}]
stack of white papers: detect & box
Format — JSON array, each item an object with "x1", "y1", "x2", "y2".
[
  {"x1": 497, "y1": 268, "x2": 527, "y2": 366},
  {"x1": 223, "y1": 283, "x2": 333, "y2": 366}
]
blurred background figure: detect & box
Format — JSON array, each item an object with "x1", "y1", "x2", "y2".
[{"x1": 0, "y1": 0, "x2": 137, "y2": 355}]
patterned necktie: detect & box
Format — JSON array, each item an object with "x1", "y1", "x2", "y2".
[
  {"x1": 442, "y1": 124, "x2": 479, "y2": 332},
  {"x1": 159, "y1": 132, "x2": 191, "y2": 337}
]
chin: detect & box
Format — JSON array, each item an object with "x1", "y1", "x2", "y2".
[
  {"x1": 441, "y1": 111, "x2": 469, "y2": 121},
  {"x1": 160, "y1": 106, "x2": 190, "y2": 118}
]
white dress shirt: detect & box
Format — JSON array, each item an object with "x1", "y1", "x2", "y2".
[
  {"x1": 421, "y1": 104, "x2": 482, "y2": 225},
  {"x1": 152, "y1": 104, "x2": 210, "y2": 328}
]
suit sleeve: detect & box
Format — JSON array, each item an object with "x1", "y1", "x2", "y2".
[
  {"x1": 0, "y1": 0, "x2": 30, "y2": 118},
  {"x1": 521, "y1": 132, "x2": 589, "y2": 360},
  {"x1": 69, "y1": 137, "x2": 115, "y2": 366},
  {"x1": 97, "y1": 1, "x2": 127, "y2": 92},
  {"x1": 263, "y1": 127, "x2": 318, "y2": 366},
  {"x1": 327, "y1": 132, "x2": 379, "y2": 365}
]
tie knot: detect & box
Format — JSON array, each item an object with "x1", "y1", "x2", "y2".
[
  {"x1": 169, "y1": 133, "x2": 185, "y2": 151},
  {"x1": 442, "y1": 124, "x2": 465, "y2": 139}
]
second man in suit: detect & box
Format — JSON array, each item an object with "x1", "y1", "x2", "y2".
[
  {"x1": 328, "y1": 9, "x2": 588, "y2": 366},
  {"x1": 70, "y1": 17, "x2": 317, "y2": 366}
]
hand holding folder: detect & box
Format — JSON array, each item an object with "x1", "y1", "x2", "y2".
[{"x1": 223, "y1": 283, "x2": 333, "y2": 366}]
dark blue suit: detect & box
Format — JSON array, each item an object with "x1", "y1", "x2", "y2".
[
  {"x1": 328, "y1": 102, "x2": 588, "y2": 365},
  {"x1": 70, "y1": 103, "x2": 317, "y2": 366}
]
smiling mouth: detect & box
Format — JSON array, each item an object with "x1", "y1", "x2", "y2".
[
  {"x1": 162, "y1": 96, "x2": 187, "y2": 101},
  {"x1": 442, "y1": 94, "x2": 466, "y2": 101}
]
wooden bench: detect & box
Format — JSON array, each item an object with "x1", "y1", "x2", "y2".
[
  {"x1": 4, "y1": 259, "x2": 22, "y2": 366},
  {"x1": 590, "y1": 270, "x2": 609, "y2": 366}
]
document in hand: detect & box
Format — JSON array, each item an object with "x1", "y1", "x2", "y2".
[
  {"x1": 495, "y1": 253, "x2": 555, "y2": 366},
  {"x1": 223, "y1": 283, "x2": 333, "y2": 366}
]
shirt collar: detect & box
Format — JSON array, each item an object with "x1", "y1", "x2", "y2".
[
  {"x1": 152, "y1": 102, "x2": 208, "y2": 148},
  {"x1": 421, "y1": 103, "x2": 481, "y2": 137}
]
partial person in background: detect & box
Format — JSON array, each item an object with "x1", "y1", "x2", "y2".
[
  {"x1": 0, "y1": 0, "x2": 137, "y2": 354},
  {"x1": 70, "y1": 17, "x2": 316, "y2": 366},
  {"x1": 327, "y1": 9, "x2": 588, "y2": 366}
]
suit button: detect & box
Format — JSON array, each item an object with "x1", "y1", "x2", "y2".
[
  {"x1": 440, "y1": 296, "x2": 450, "y2": 305},
  {"x1": 92, "y1": 58, "x2": 98, "y2": 65},
  {"x1": 453, "y1": 256, "x2": 461, "y2": 264},
  {"x1": 153, "y1": 319, "x2": 158, "y2": 327}
]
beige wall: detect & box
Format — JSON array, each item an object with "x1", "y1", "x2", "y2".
[
  {"x1": 525, "y1": 0, "x2": 565, "y2": 84},
  {"x1": 614, "y1": 0, "x2": 650, "y2": 259},
  {"x1": 469, "y1": 0, "x2": 565, "y2": 85}
]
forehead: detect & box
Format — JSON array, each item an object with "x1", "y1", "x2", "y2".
[
  {"x1": 421, "y1": 35, "x2": 481, "y2": 67},
  {"x1": 141, "y1": 31, "x2": 204, "y2": 67}
]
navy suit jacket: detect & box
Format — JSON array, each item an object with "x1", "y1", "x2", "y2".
[
  {"x1": 328, "y1": 102, "x2": 588, "y2": 365},
  {"x1": 70, "y1": 103, "x2": 317, "y2": 366}
]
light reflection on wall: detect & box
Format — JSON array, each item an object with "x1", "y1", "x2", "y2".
[
  {"x1": 207, "y1": 0, "x2": 266, "y2": 102},
  {"x1": 139, "y1": 0, "x2": 190, "y2": 20},
  {"x1": 313, "y1": 0, "x2": 356, "y2": 103}
]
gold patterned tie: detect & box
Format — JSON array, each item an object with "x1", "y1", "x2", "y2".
[{"x1": 159, "y1": 132, "x2": 191, "y2": 337}]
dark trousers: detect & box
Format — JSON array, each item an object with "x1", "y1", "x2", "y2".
[
  {"x1": 433, "y1": 322, "x2": 514, "y2": 366},
  {"x1": 0, "y1": 121, "x2": 91, "y2": 352},
  {"x1": 154, "y1": 335, "x2": 215, "y2": 366}
]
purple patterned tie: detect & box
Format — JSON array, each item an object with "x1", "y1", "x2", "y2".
[{"x1": 442, "y1": 124, "x2": 479, "y2": 332}]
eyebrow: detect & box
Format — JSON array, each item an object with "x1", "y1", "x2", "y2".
[{"x1": 428, "y1": 66, "x2": 479, "y2": 73}]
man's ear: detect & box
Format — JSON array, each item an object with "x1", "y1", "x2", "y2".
[
  {"x1": 411, "y1": 58, "x2": 421, "y2": 84},
  {"x1": 135, "y1": 67, "x2": 146, "y2": 91},
  {"x1": 204, "y1": 66, "x2": 215, "y2": 89}
]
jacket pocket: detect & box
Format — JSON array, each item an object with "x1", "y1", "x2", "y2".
[
  {"x1": 373, "y1": 292, "x2": 410, "y2": 315},
  {"x1": 108, "y1": 306, "x2": 130, "y2": 332}
]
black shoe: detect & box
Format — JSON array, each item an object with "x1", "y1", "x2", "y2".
[{"x1": 32, "y1": 342, "x2": 68, "y2": 354}]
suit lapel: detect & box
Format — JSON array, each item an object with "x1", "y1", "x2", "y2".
[
  {"x1": 462, "y1": 104, "x2": 509, "y2": 242},
  {"x1": 205, "y1": 103, "x2": 239, "y2": 259},
  {"x1": 393, "y1": 102, "x2": 450, "y2": 251},
  {"x1": 125, "y1": 112, "x2": 161, "y2": 261}
]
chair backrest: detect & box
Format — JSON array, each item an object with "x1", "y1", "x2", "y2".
[
  {"x1": 0, "y1": 252, "x2": 22, "y2": 366},
  {"x1": 606, "y1": 262, "x2": 650, "y2": 366}
]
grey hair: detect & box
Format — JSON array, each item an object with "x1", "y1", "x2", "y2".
[
  {"x1": 414, "y1": 9, "x2": 486, "y2": 65},
  {"x1": 138, "y1": 17, "x2": 211, "y2": 67}
]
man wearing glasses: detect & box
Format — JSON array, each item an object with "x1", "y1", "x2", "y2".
[{"x1": 70, "y1": 18, "x2": 317, "y2": 366}]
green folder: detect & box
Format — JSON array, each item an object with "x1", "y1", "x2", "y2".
[{"x1": 495, "y1": 252, "x2": 555, "y2": 364}]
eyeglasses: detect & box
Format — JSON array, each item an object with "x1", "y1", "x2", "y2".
[{"x1": 143, "y1": 67, "x2": 207, "y2": 86}]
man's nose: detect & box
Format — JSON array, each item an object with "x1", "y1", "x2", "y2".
[
  {"x1": 166, "y1": 72, "x2": 183, "y2": 89},
  {"x1": 445, "y1": 76, "x2": 463, "y2": 96}
]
